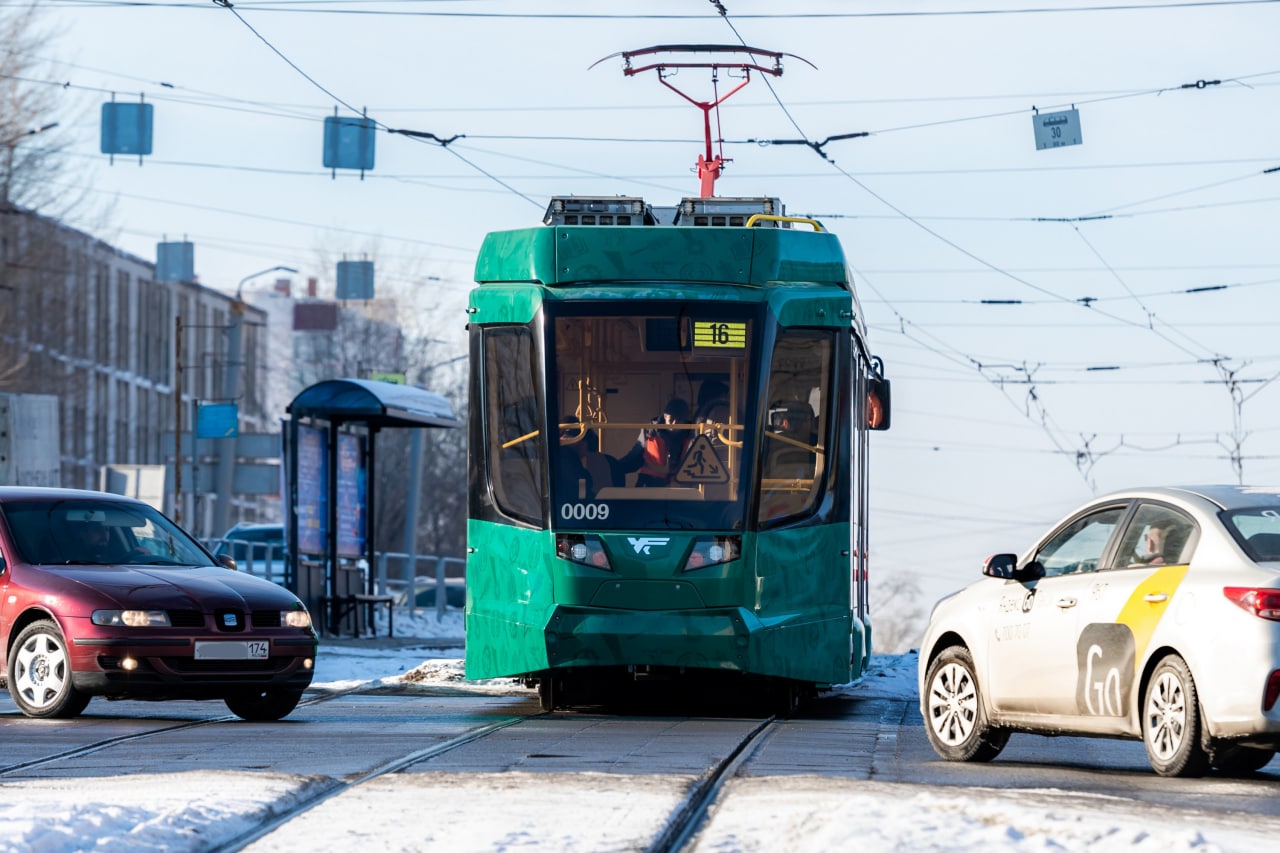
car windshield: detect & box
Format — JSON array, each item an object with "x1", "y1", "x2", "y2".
[
  {"x1": 2, "y1": 499, "x2": 213, "y2": 567},
  {"x1": 1222, "y1": 507, "x2": 1280, "y2": 562}
]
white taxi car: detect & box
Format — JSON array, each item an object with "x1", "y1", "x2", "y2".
[{"x1": 918, "y1": 485, "x2": 1280, "y2": 777}]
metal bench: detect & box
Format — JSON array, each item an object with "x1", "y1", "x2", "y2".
[{"x1": 319, "y1": 593, "x2": 395, "y2": 637}]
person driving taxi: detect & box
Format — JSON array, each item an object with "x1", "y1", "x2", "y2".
[
  {"x1": 1132, "y1": 520, "x2": 1189, "y2": 566},
  {"x1": 1134, "y1": 523, "x2": 1168, "y2": 565}
]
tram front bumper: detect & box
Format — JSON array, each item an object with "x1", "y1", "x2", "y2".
[
  {"x1": 545, "y1": 608, "x2": 748, "y2": 673},
  {"x1": 541, "y1": 605, "x2": 852, "y2": 684}
]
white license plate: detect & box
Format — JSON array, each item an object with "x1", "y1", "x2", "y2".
[{"x1": 194, "y1": 640, "x2": 269, "y2": 660}]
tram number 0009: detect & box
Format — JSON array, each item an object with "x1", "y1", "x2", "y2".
[{"x1": 560, "y1": 502, "x2": 610, "y2": 521}]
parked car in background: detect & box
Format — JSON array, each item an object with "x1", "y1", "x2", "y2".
[
  {"x1": 212, "y1": 522, "x2": 287, "y2": 585},
  {"x1": 919, "y1": 485, "x2": 1280, "y2": 777},
  {"x1": 0, "y1": 488, "x2": 316, "y2": 720},
  {"x1": 395, "y1": 576, "x2": 466, "y2": 609}
]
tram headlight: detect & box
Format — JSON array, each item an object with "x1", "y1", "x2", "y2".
[
  {"x1": 556, "y1": 534, "x2": 612, "y2": 571},
  {"x1": 683, "y1": 536, "x2": 741, "y2": 572}
]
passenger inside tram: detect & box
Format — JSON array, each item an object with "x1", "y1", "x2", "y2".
[{"x1": 559, "y1": 417, "x2": 620, "y2": 498}]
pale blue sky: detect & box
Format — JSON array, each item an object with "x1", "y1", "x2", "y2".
[{"x1": 21, "y1": 0, "x2": 1280, "y2": 608}]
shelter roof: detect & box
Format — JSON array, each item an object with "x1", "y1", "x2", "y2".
[{"x1": 287, "y1": 378, "x2": 458, "y2": 429}]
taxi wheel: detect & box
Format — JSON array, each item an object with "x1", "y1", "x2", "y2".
[
  {"x1": 1210, "y1": 743, "x2": 1273, "y2": 776},
  {"x1": 7, "y1": 620, "x2": 91, "y2": 719},
  {"x1": 923, "y1": 646, "x2": 1008, "y2": 762},
  {"x1": 225, "y1": 688, "x2": 303, "y2": 721},
  {"x1": 1142, "y1": 655, "x2": 1209, "y2": 777}
]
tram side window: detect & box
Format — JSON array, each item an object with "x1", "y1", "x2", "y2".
[
  {"x1": 758, "y1": 329, "x2": 834, "y2": 525},
  {"x1": 484, "y1": 327, "x2": 546, "y2": 526}
]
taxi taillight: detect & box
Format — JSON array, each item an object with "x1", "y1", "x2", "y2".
[
  {"x1": 1223, "y1": 587, "x2": 1280, "y2": 621},
  {"x1": 1266, "y1": 671, "x2": 1280, "y2": 712}
]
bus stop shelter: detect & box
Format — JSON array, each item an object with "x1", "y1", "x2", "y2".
[{"x1": 284, "y1": 378, "x2": 459, "y2": 634}]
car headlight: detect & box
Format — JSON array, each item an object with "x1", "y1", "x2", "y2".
[
  {"x1": 92, "y1": 610, "x2": 171, "y2": 627},
  {"x1": 282, "y1": 610, "x2": 312, "y2": 629}
]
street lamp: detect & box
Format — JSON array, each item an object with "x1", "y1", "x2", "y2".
[
  {"x1": 215, "y1": 264, "x2": 298, "y2": 536},
  {"x1": 235, "y1": 264, "x2": 298, "y2": 302}
]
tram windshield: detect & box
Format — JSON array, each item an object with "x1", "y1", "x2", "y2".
[{"x1": 548, "y1": 303, "x2": 757, "y2": 530}]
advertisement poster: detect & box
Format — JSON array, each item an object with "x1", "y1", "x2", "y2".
[
  {"x1": 296, "y1": 424, "x2": 327, "y2": 554},
  {"x1": 336, "y1": 433, "x2": 366, "y2": 558}
]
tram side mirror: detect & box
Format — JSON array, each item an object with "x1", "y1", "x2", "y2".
[{"x1": 867, "y1": 377, "x2": 891, "y2": 431}]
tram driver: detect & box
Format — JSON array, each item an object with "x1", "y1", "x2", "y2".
[{"x1": 619, "y1": 396, "x2": 692, "y2": 487}]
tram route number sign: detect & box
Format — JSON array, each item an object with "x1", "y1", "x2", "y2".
[{"x1": 693, "y1": 321, "x2": 746, "y2": 350}]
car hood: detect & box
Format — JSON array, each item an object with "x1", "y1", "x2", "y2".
[{"x1": 53, "y1": 565, "x2": 299, "y2": 610}]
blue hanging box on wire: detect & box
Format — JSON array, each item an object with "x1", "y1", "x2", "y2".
[
  {"x1": 323, "y1": 115, "x2": 376, "y2": 171},
  {"x1": 336, "y1": 260, "x2": 374, "y2": 300},
  {"x1": 156, "y1": 241, "x2": 194, "y2": 282},
  {"x1": 101, "y1": 102, "x2": 154, "y2": 156}
]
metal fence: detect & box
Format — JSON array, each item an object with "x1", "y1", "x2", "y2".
[{"x1": 203, "y1": 538, "x2": 465, "y2": 620}]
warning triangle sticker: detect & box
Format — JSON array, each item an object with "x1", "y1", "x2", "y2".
[{"x1": 673, "y1": 434, "x2": 729, "y2": 484}]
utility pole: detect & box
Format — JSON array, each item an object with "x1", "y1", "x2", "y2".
[
  {"x1": 213, "y1": 265, "x2": 296, "y2": 536},
  {"x1": 174, "y1": 315, "x2": 183, "y2": 523},
  {"x1": 212, "y1": 301, "x2": 243, "y2": 537}
]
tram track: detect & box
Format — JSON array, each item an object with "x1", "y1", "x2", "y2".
[
  {"x1": 209, "y1": 711, "x2": 544, "y2": 852},
  {"x1": 0, "y1": 685, "x2": 362, "y2": 778},
  {"x1": 4, "y1": 680, "x2": 782, "y2": 851},
  {"x1": 211, "y1": 707, "x2": 778, "y2": 852},
  {"x1": 647, "y1": 716, "x2": 779, "y2": 853}
]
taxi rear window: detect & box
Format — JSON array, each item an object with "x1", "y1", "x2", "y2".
[{"x1": 1222, "y1": 508, "x2": 1280, "y2": 562}]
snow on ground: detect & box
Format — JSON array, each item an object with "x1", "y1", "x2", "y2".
[{"x1": 2, "y1": 614, "x2": 1277, "y2": 852}]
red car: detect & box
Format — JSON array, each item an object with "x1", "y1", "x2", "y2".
[{"x1": 0, "y1": 488, "x2": 316, "y2": 720}]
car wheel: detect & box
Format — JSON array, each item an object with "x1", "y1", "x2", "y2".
[
  {"x1": 1142, "y1": 655, "x2": 1209, "y2": 777},
  {"x1": 923, "y1": 645, "x2": 1009, "y2": 762},
  {"x1": 7, "y1": 620, "x2": 91, "y2": 719},
  {"x1": 1211, "y1": 743, "x2": 1274, "y2": 776},
  {"x1": 225, "y1": 689, "x2": 303, "y2": 721}
]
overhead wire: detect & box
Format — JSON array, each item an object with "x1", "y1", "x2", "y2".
[
  {"x1": 15, "y1": 2, "x2": 1280, "y2": 409},
  {"x1": 28, "y1": 0, "x2": 1280, "y2": 16},
  {"x1": 1067, "y1": 221, "x2": 1223, "y2": 360},
  {"x1": 707, "y1": 0, "x2": 1280, "y2": 486},
  {"x1": 209, "y1": 0, "x2": 542, "y2": 208},
  {"x1": 6, "y1": 52, "x2": 1278, "y2": 201}
]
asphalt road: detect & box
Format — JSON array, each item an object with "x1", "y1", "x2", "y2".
[{"x1": 4, "y1": 686, "x2": 1280, "y2": 848}]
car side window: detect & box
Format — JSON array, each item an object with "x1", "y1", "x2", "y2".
[
  {"x1": 1036, "y1": 507, "x2": 1124, "y2": 577},
  {"x1": 1113, "y1": 504, "x2": 1197, "y2": 568}
]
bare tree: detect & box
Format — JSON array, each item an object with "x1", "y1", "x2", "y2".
[
  {"x1": 373, "y1": 333, "x2": 468, "y2": 560},
  {"x1": 874, "y1": 571, "x2": 928, "y2": 654},
  {"x1": 0, "y1": 4, "x2": 78, "y2": 215},
  {"x1": 1, "y1": 3, "x2": 98, "y2": 400}
]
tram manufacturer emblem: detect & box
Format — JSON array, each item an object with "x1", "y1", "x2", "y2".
[{"x1": 627, "y1": 536, "x2": 670, "y2": 556}]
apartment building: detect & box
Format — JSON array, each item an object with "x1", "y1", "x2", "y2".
[{"x1": 0, "y1": 207, "x2": 271, "y2": 534}]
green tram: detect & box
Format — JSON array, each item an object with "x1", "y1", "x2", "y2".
[{"x1": 465, "y1": 195, "x2": 890, "y2": 711}]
